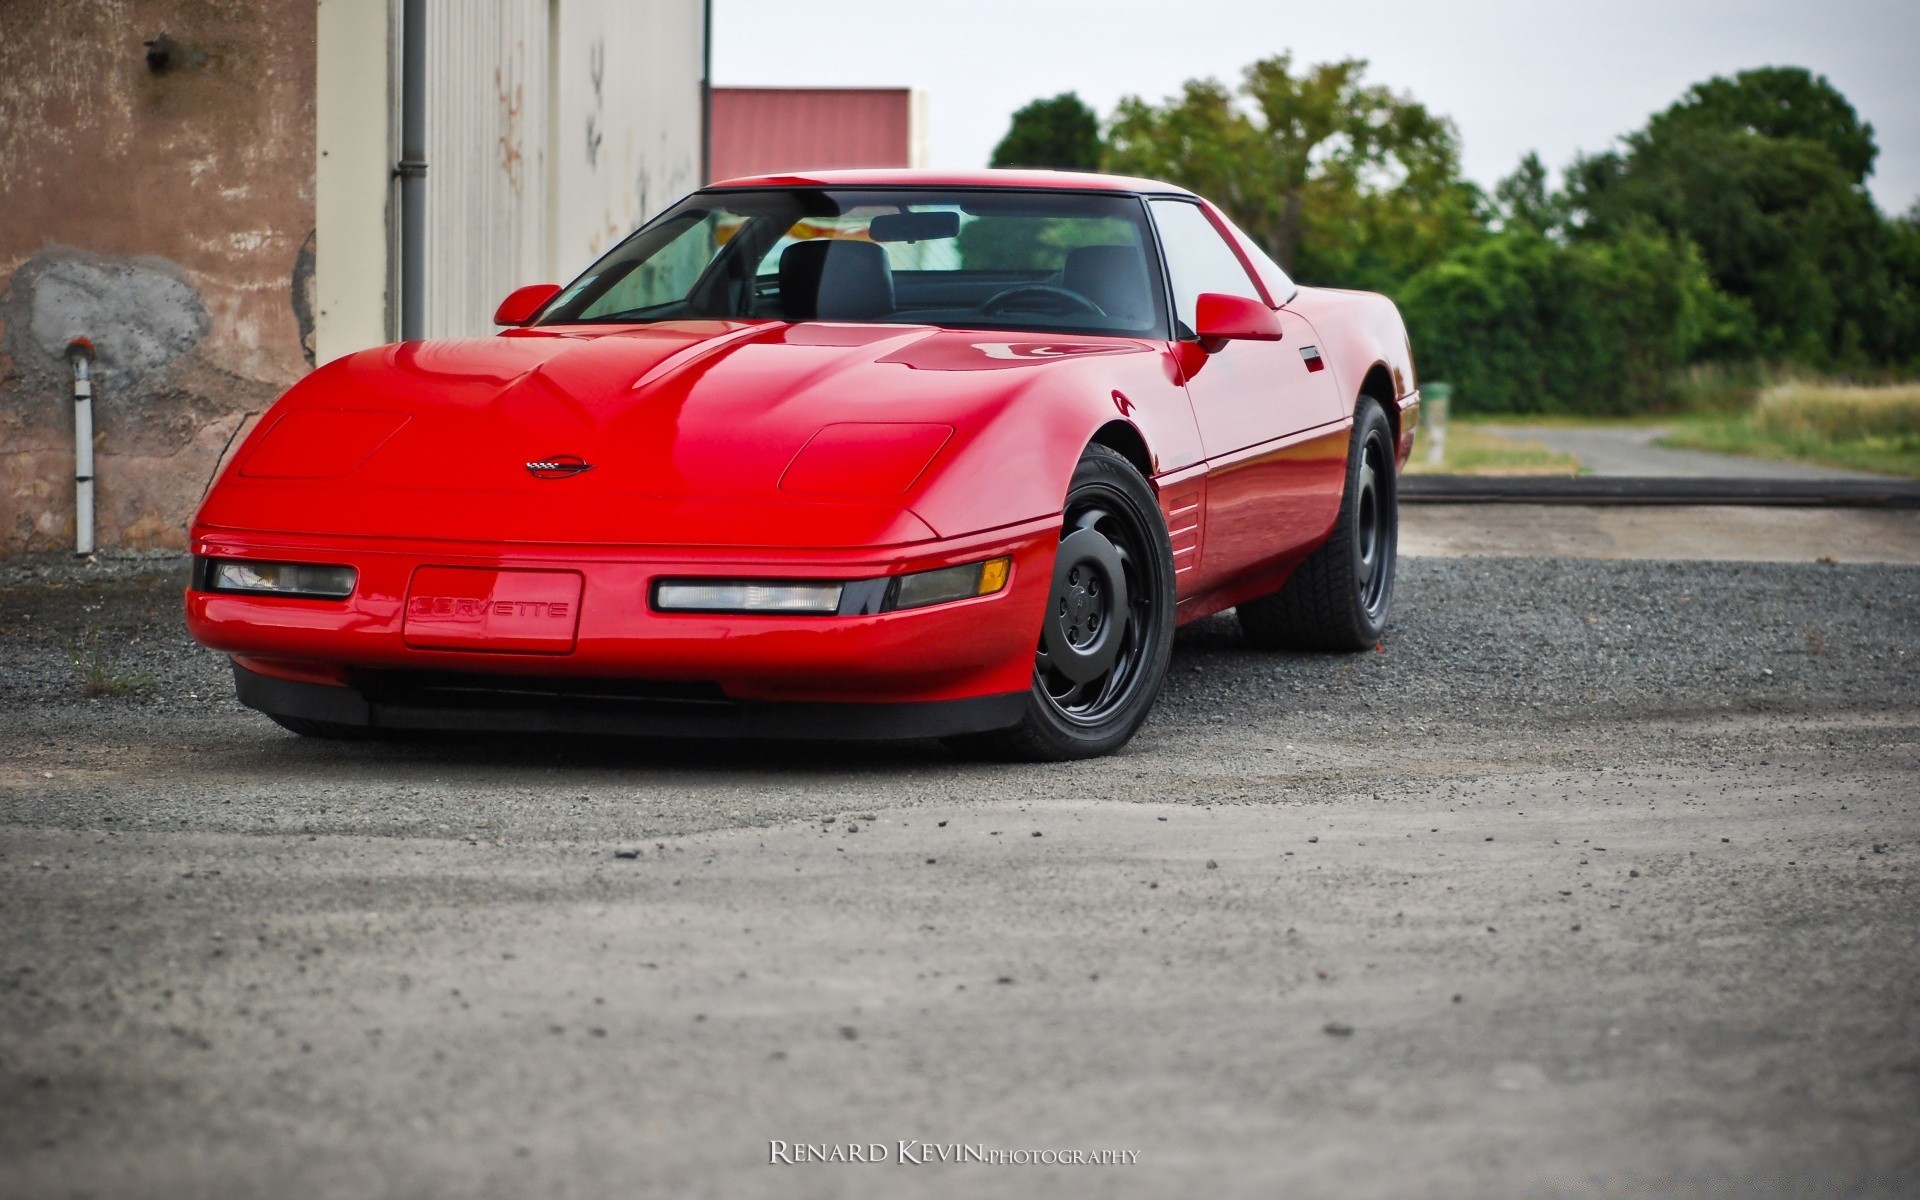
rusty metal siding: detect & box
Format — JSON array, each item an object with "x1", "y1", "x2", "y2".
[
  {"x1": 417, "y1": 0, "x2": 705, "y2": 337},
  {"x1": 422, "y1": 1, "x2": 549, "y2": 339},
  {"x1": 547, "y1": 0, "x2": 706, "y2": 274},
  {"x1": 709, "y1": 87, "x2": 914, "y2": 183}
]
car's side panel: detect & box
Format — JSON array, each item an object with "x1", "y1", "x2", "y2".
[
  {"x1": 1178, "y1": 418, "x2": 1349, "y2": 606},
  {"x1": 1283, "y1": 286, "x2": 1421, "y2": 467},
  {"x1": 1147, "y1": 197, "x2": 1351, "y2": 599},
  {"x1": 1173, "y1": 322, "x2": 1347, "y2": 590},
  {"x1": 1155, "y1": 463, "x2": 1207, "y2": 592}
]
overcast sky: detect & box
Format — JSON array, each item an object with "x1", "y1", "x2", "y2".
[{"x1": 713, "y1": 0, "x2": 1919, "y2": 216}]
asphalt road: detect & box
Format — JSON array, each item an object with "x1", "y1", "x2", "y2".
[
  {"x1": 1400, "y1": 504, "x2": 1920, "y2": 564},
  {"x1": 2, "y1": 552, "x2": 1917, "y2": 1198}
]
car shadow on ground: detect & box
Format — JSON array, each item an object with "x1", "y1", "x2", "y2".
[{"x1": 185, "y1": 615, "x2": 1289, "y2": 778}]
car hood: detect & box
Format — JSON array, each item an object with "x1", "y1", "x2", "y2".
[{"x1": 197, "y1": 320, "x2": 1156, "y2": 548}]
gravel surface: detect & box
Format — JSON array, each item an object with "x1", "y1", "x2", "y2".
[{"x1": 1, "y1": 553, "x2": 1916, "y2": 1197}]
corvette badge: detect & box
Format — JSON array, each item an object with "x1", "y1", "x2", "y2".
[{"x1": 526, "y1": 454, "x2": 593, "y2": 479}]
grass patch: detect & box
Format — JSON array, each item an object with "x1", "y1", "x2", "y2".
[
  {"x1": 1405, "y1": 422, "x2": 1581, "y2": 475},
  {"x1": 1657, "y1": 382, "x2": 1920, "y2": 479},
  {"x1": 67, "y1": 631, "x2": 157, "y2": 698}
]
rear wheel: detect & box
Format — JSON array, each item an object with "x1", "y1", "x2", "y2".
[
  {"x1": 946, "y1": 445, "x2": 1175, "y2": 761},
  {"x1": 1238, "y1": 396, "x2": 1398, "y2": 651}
]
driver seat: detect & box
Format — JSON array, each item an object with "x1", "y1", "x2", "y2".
[
  {"x1": 779, "y1": 240, "x2": 896, "y2": 321},
  {"x1": 1063, "y1": 245, "x2": 1152, "y2": 327}
]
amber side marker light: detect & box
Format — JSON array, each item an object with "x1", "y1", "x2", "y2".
[{"x1": 891, "y1": 556, "x2": 1011, "y2": 611}]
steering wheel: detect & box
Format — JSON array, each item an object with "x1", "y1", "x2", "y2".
[{"x1": 981, "y1": 284, "x2": 1107, "y2": 318}]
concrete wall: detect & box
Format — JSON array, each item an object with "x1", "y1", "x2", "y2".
[
  {"x1": 0, "y1": 0, "x2": 704, "y2": 555},
  {"x1": 0, "y1": 0, "x2": 318, "y2": 553}
]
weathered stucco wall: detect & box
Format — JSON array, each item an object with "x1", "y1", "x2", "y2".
[{"x1": 0, "y1": 0, "x2": 317, "y2": 552}]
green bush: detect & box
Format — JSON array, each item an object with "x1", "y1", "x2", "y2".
[{"x1": 1396, "y1": 227, "x2": 1743, "y2": 414}]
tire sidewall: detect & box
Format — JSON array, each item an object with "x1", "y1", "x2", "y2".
[
  {"x1": 1344, "y1": 398, "x2": 1398, "y2": 644},
  {"x1": 1022, "y1": 446, "x2": 1176, "y2": 757}
]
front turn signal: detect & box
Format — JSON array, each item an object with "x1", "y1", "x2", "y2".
[{"x1": 889, "y1": 556, "x2": 1012, "y2": 611}]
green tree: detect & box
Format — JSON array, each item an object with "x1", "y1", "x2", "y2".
[
  {"x1": 989, "y1": 93, "x2": 1102, "y2": 171},
  {"x1": 1647, "y1": 66, "x2": 1877, "y2": 185},
  {"x1": 1102, "y1": 54, "x2": 1483, "y2": 290},
  {"x1": 1567, "y1": 66, "x2": 1894, "y2": 366},
  {"x1": 1399, "y1": 226, "x2": 1744, "y2": 414},
  {"x1": 1887, "y1": 202, "x2": 1920, "y2": 368},
  {"x1": 1492, "y1": 152, "x2": 1564, "y2": 234}
]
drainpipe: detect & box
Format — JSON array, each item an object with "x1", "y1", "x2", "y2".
[
  {"x1": 396, "y1": 0, "x2": 426, "y2": 341},
  {"x1": 700, "y1": 0, "x2": 713, "y2": 184},
  {"x1": 65, "y1": 338, "x2": 96, "y2": 557}
]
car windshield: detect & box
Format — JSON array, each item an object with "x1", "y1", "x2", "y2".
[{"x1": 536, "y1": 188, "x2": 1169, "y2": 338}]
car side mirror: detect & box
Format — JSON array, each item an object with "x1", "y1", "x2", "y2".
[
  {"x1": 1193, "y1": 292, "x2": 1284, "y2": 348},
  {"x1": 494, "y1": 283, "x2": 561, "y2": 327}
]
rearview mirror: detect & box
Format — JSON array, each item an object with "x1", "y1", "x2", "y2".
[
  {"x1": 1194, "y1": 292, "x2": 1284, "y2": 346},
  {"x1": 494, "y1": 282, "x2": 561, "y2": 327},
  {"x1": 869, "y1": 211, "x2": 961, "y2": 243}
]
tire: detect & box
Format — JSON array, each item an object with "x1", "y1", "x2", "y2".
[
  {"x1": 1238, "y1": 396, "x2": 1398, "y2": 652},
  {"x1": 946, "y1": 444, "x2": 1176, "y2": 761},
  {"x1": 268, "y1": 713, "x2": 372, "y2": 739}
]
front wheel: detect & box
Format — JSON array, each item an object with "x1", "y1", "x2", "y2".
[
  {"x1": 947, "y1": 444, "x2": 1175, "y2": 761},
  {"x1": 1238, "y1": 396, "x2": 1398, "y2": 651}
]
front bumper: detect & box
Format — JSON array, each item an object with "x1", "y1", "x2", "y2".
[
  {"x1": 232, "y1": 661, "x2": 1028, "y2": 741},
  {"x1": 186, "y1": 519, "x2": 1056, "y2": 710}
]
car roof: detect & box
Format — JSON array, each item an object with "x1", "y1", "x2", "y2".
[{"x1": 702, "y1": 167, "x2": 1198, "y2": 197}]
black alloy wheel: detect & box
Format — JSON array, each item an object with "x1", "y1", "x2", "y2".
[
  {"x1": 1238, "y1": 396, "x2": 1399, "y2": 651},
  {"x1": 1352, "y1": 417, "x2": 1393, "y2": 620},
  {"x1": 948, "y1": 444, "x2": 1175, "y2": 761}
]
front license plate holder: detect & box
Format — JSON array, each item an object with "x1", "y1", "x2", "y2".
[{"x1": 403, "y1": 567, "x2": 583, "y2": 653}]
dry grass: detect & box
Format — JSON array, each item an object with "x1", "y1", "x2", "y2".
[
  {"x1": 1405, "y1": 422, "x2": 1581, "y2": 475},
  {"x1": 1659, "y1": 381, "x2": 1920, "y2": 479},
  {"x1": 1754, "y1": 382, "x2": 1920, "y2": 441}
]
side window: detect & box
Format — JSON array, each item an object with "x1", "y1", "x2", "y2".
[
  {"x1": 1213, "y1": 211, "x2": 1296, "y2": 304},
  {"x1": 1148, "y1": 199, "x2": 1264, "y2": 337},
  {"x1": 577, "y1": 214, "x2": 723, "y2": 319}
]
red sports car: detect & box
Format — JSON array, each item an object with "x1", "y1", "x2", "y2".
[{"x1": 186, "y1": 170, "x2": 1417, "y2": 759}]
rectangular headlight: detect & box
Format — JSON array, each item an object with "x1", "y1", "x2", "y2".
[
  {"x1": 207, "y1": 559, "x2": 356, "y2": 599},
  {"x1": 889, "y1": 556, "x2": 1010, "y2": 611},
  {"x1": 653, "y1": 580, "x2": 844, "y2": 614}
]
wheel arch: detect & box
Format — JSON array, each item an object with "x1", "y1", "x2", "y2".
[
  {"x1": 1087, "y1": 419, "x2": 1155, "y2": 481},
  {"x1": 1359, "y1": 362, "x2": 1398, "y2": 445}
]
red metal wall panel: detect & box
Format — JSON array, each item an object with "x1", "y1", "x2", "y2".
[{"x1": 710, "y1": 87, "x2": 913, "y2": 182}]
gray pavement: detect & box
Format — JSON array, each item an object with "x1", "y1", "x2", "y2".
[
  {"x1": 2, "y1": 553, "x2": 1917, "y2": 1198},
  {"x1": 1402, "y1": 504, "x2": 1920, "y2": 563},
  {"x1": 1481, "y1": 424, "x2": 1898, "y2": 480}
]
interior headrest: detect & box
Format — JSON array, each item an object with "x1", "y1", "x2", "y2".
[
  {"x1": 779, "y1": 240, "x2": 896, "y2": 321},
  {"x1": 1063, "y1": 245, "x2": 1152, "y2": 324}
]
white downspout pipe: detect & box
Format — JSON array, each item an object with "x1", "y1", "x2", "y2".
[{"x1": 66, "y1": 338, "x2": 96, "y2": 557}]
